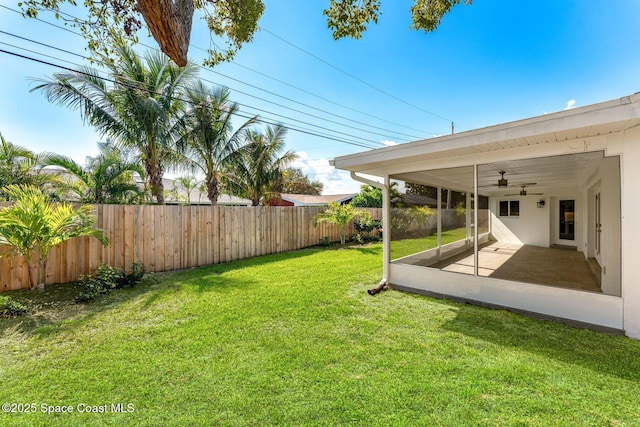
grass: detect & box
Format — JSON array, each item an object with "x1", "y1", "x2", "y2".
[
  {"x1": 390, "y1": 226, "x2": 468, "y2": 260},
  {"x1": 2, "y1": 244, "x2": 640, "y2": 426}
]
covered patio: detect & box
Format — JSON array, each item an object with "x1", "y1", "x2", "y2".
[
  {"x1": 332, "y1": 94, "x2": 640, "y2": 336},
  {"x1": 426, "y1": 242, "x2": 601, "y2": 293}
]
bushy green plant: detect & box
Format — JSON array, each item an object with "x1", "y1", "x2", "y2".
[
  {"x1": 353, "y1": 217, "x2": 382, "y2": 243},
  {"x1": 314, "y1": 202, "x2": 371, "y2": 245},
  {"x1": 116, "y1": 263, "x2": 145, "y2": 288},
  {"x1": 76, "y1": 263, "x2": 145, "y2": 303},
  {"x1": 319, "y1": 237, "x2": 332, "y2": 247},
  {"x1": 0, "y1": 295, "x2": 28, "y2": 317}
]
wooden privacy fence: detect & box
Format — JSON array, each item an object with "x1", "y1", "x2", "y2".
[{"x1": 0, "y1": 205, "x2": 382, "y2": 292}]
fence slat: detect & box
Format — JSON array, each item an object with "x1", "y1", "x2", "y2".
[{"x1": 0, "y1": 204, "x2": 376, "y2": 291}]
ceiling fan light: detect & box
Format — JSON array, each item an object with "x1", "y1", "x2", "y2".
[{"x1": 498, "y1": 178, "x2": 508, "y2": 187}]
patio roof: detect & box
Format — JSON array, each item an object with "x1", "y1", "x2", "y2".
[{"x1": 331, "y1": 93, "x2": 640, "y2": 179}]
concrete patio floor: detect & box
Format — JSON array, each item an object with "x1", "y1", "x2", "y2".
[{"x1": 426, "y1": 242, "x2": 601, "y2": 293}]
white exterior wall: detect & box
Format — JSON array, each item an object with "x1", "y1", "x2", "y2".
[
  {"x1": 608, "y1": 127, "x2": 640, "y2": 338},
  {"x1": 490, "y1": 196, "x2": 550, "y2": 247}
]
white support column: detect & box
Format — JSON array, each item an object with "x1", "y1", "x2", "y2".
[
  {"x1": 383, "y1": 175, "x2": 391, "y2": 280},
  {"x1": 437, "y1": 186, "x2": 442, "y2": 261},
  {"x1": 474, "y1": 164, "x2": 479, "y2": 277},
  {"x1": 466, "y1": 191, "x2": 472, "y2": 249}
]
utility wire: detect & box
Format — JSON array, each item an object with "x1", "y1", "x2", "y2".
[
  {"x1": 189, "y1": 43, "x2": 438, "y2": 136},
  {"x1": 0, "y1": 47, "x2": 380, "y2": 150},
  {"x1": 0, "y1": 24, "x2": 386, "y2": 147},
  {"x1": 2, "y1": 4, "x2": 451, "y2": 139},
  {"x1": 259, "y1": 25, "x2": 459, "y2": 127},
  {"x1": 0, "y1": 7, "x2": 395, "y2": 144}
]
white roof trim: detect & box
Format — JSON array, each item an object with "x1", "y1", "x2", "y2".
[{"x1": 332, "y1": 93, "x2": 640, "y2": 175}]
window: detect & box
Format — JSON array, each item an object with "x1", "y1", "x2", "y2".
[{"x1": 499, "y1": 200, "x2": 520, "y2": 217}]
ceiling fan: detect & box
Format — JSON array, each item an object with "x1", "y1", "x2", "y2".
[
  {"x1": 505, "y1": 185, "x2": 544, "y2": 196},
  {"x1": 481, "y1": 171, "x2": 537, "y2": 188}
]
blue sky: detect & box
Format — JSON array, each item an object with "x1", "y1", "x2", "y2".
[{"x1": 1, "y1": 0, "x2": 640, "y2": 194}]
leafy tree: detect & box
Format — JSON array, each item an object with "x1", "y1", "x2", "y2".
[
  {"x1": 180, "y1": 82, "x2": 256, "y2": 205},
  {"x1": 314, "y1": 201, "x2": 371, "y2": 245},
  {"x1": 223, "y1": 124, "x2": 297, "y2": 206},
  {"x1": 32, "y1": 43, "x2": 198, "y2": 204},
  {"x1": 280, "y1": 168, "x2": 323, "y2": 195},
  {"x1": 351, "y1": 182, "x2": 403, "y2": 208},
  {"x1": 41, "y1": 144, "x2": 144, "y2": 204},
  {"x1": 324, "y1": 0, "x2": 472, "y2": 40},
  {"x1": 351, "y1": 184, "x2": 382, "y2": 208},
  {"x1": 19, "y1": 0, "x2": 464, "y2": 66},
  {"x1": 406, "y1": 182, "x2": 437, "y2": 199},
  {"x1": 0, "y1": 185, "x2": 108, "y2": 289}
]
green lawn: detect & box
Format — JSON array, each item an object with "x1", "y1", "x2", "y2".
[
  {"x1": 2, "y1": 244, "x2": 640, "y2": 426},
  {"x1": 391, "y1": 226, "x2": 468, "y2": 260}
]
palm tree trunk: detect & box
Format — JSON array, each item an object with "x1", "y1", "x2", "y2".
[
  {"x1": 146, "y1": 163, "x2": 165, "y2": 205},
  {"x1": 206, "y1": 174, "x2": 219, "y2": 206},
  {"x1": 37, "y1": 255, "x2": 48, "y2": 290}
]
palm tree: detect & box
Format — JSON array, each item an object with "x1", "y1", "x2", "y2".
[
  {"x1": 224, "y1": 124, "x2": 297, "y2": 206},
  {"x1": 41, "y1": 143, "x2": 145, "y2": 204},
  {"x1": 31, "y1": 42, "x2": 198, "y2": 204},
  {"x1": 172, "y1": 175, "x2": 203, "y2": 205},
  {"x1": 180, "y1": 82, "x2": 256, "y2": 205},
  {"x1": 0, "y1": 133, "x2": 51, "y2": 199},
  {"x1": 0, "y1": 185, "x2": 108, "y2": 289}
]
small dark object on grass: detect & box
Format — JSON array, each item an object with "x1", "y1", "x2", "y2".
[{"x1": 368, "y1": 279, "x2": 389, "y2": 295}]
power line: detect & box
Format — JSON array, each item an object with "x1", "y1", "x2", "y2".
[
  {"x1": 0, "y1": 7, "x2": 395, "y2": 145},
  {"x1": 2, "y1": 4, "x2": 453, "y2": 138},
  {"x1": 0, "y1": 20, "x2": 382, "y2": 148},
  {"x1": 259, "y1": 25, "x2": 459, "y2": 127},
  {"x1": 0, "y1": 47, "x2": 380, "y2": 150},
  {"x1": 189, "y1": 44, "x2": 438, "y2": 136}
]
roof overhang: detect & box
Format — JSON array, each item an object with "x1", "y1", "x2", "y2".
[{"x1": 331, "y1": 93, "x2": 640, "y2": 177}]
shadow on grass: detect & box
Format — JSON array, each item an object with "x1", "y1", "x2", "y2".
[
  {"x1": 437, "y1": 298, "x2": 640, "y2": 383},
  {"x1": 1, "y1": 245, "x2": 367, "y2": 337},
  {"x1": 0, "y1": 278, "x2": 160, "y2": 338}
]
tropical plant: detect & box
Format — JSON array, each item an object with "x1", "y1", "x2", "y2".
[
  {"x1": 224, "y1": 124, "x2": 297, "y2": 206},
  {"x1": 41, "y1": 143, "x2": 145, "y2": 204},
  {"x1": 180, "y1": 82, "x2": 256, "y2": 205},
  {"x1": 0, "y1": 133, "x2": 51, "y2": 199},
  {"x1": 0, "y1": 185, "x2": 109, "y2": 290},
  {"x1": 168, "y1": 175, "x2": 204, "y2": 205},
  {"x1": 314, "y1": 201, "x2": 371, "y2": 245},
  {"x1": 31, "y1": 42, "x2": 198, "y2": 204}
]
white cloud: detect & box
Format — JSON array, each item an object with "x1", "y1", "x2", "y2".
[
  {"x1": 382, "y1": 140, "x2": 398, "y2": 147},
  {"x1": 292, "y1": 151, "x2": 362, "y2": 194},
  {"x1": 565, "y1": 99, "x2": 576, "y2": 110}
]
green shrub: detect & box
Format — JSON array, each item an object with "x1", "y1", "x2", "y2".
[
  {"x1": 354, "y1": 217, "x2": 382, "y2": 243},
  {"x1": 76, "y1": 263, "x2": 146, "y2": 303},
  {"x1": 0, "y1": 295, "x2": 28, "y2": 318},
  {"x1": 115, "y1": 263, "x2": 145, "y2": 289}
]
